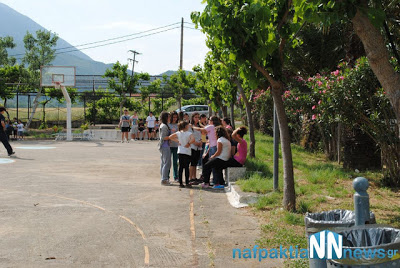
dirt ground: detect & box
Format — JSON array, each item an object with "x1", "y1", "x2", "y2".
[{"x1": 0, "y1": 140, "x2": 283, "y2": 268}]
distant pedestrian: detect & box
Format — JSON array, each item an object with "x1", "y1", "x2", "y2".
[
  {"x1": 183, "y1": 113, "x2": 190, "y2": 122},
  {"x1": 169, "y1": 121, "x2": 194, "y2": 188},
  {"x1": 146, "y1": 111, "x2": 156, "y2": 140},
  {"x1": 138, "y1": 119, "x2": 145, "y2": 140},
  {"x1": 12, "y1": 117, "x2": 17, "y2": 140},
  {"x1": 17, "y1": 120, "x2": 24, "y2": 140},
  {"x1": 154, "y1": 119, "x2": 160, "y2": 139},
  {"x1": 158, "y1": 111, "x2": 172, "y2": 186},
  {"x1": 130, "y1": 111, "x2": 139, "y2": 140},
  {"x1": 222, "y1": 117, "x2": 233, "y2": 129},
  {"x1": 0, "y1": 107, "x2": 15, "y2": 156},
  {"x1": 225, "y1": 126, "x2": 248, "y2": 168},
  {"x1": 169, "y1": 111, "x2": 179, "y2": 182},
  {"x1": 119, "y1": 109, "x2": 130, "y2": 143},
  {"x1": 5, "y1": 120, "x2": 13, "y2": 141}
]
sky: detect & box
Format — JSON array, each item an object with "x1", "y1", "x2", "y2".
[{"x1": 0, "y1": 0, "x2": 209, "y2": 75}]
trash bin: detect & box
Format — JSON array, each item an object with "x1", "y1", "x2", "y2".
[
  {"x1": 327, "y1": 225, "x2": 400, "y2": 267},
  {"x1": 305, "y1": 210, "x2": 376, "y2": 268}
]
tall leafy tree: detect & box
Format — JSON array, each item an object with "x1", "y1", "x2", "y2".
[
  {"x1": 302, "y1": 0, "x2": 400, "y2": 134},
  {"x1": 192, "y1": 0, "x2": 304, "y2": 210},
  {"x1": 104, "y1": 61, "x2": 150, "y2": 116},
  {"x1": 0, "y1": 65, "x2": 29, "y2": 107},
  {"x1": 23, "y1": 30, "x2": 59, "y2": 129},
  {"x1": 0, "y1": 36, "x2": 16, "y2": 66},
  {"x1": 167, "y1": 69, "x2": 196, "y2": 109}
]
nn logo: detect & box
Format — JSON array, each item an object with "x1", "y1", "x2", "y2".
[{"x1": 309, "y1": 230, "x2": 343, "y2": 259}]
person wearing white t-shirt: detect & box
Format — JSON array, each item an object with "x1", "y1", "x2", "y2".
[
  {"x1": 201, "y1": 126, "x2": 231, "y2": 189},
  {"x1": 17, "y1": 120, "x2": 24, "y2": 140},
  {"x1": 169, "y1": 121, "x2": 194, "y2": 188},
  {"x1": 146, "y1": 112, "x2": 156, "y2": 140},
  {"x1": 130, "y1": 111, "x2": 139, "y2": 140}
]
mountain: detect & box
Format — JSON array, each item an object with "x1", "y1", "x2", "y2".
[
  {"x1": 158, "y1": 70, "x2": 195, "y2": 76},
  {"x1": 0, "y1": 3, "x2": 113, "y2": 75}
]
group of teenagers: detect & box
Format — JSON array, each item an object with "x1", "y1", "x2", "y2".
[{"x1": 158, "y1": 111, "x2": 248, "y2": 189}]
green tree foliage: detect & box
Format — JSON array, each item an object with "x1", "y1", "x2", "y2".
[
  {"x1": 104, "y1": 61, "x2": 150, "y2": 116},
  {"x1": 39, "y1": 87, "x2": 77, "y2": 129},
  {"x1": 86, "y1": 90, "x2": 142, "y2": 124},
  {"x1": 0, "y1": 36, "x2": 16, "y2": 66},
  {"x1": 23, "y1": 30, "x2": 59, "y2": 71},
  {"x1": 23, "y1": 30, "x2": 59, "y2": 129},
  {"x1": 192, "y1": 0, "x2": 304, "y2": 210},
  {"x1": 166, "y1": 69, "x2": 196, "y2": 109},
  {"x1": 301, "y1": 0, "x2": 400, "y2": 138},
  {"x1": 193, "y1": 53, "x2": 237, "y2": 117},
  {"x1": 0, "y1": 65, "x2": 29, "y2": 107}
]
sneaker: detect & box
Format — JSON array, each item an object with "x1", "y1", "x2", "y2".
[
  {"x1": 121, "y1": 141, "x2": 124, "y2": 143},
  {"x1": 174, "y1": 178, "x2": 179, "y2": 183},
  {"x1": 201, "y1": 183, "x2": 210, "y2": 189},
  {"x1": 141, "y1": 138, "x2": 144, "y2": 140},
  {"x1": 213, "y1": 185, "x2": 225, "y2": 189},
  {"x1": 197, "y1": 166, "x2": 202, "y2": 170},
  {"x1": 161, "y1": 180, "x2": 171, "y2": 186},
  {"x1": 126, "y1": 140, "x2": 129, "y2": 143},
  {"x1": 179, "y1": 184, "x2": 185, "y2": 188},
  {"x1": 185, "y1": 184, "x2": 192, "y2": 188},
  {"x1": 8, "y1": 151, "x2": 15, "y2": 157}
]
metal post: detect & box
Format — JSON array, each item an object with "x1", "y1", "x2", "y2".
[
  {"x1": 28, "y1": 94, "x2": 30, "y2": 119},
  {"x1": 161, "y1": 91, "x2": 164, "y2": 111},
  {"x1": 273, "y1": 104, "x2": 280, "y2": 191},
  {"x1": 16, "y1": 90, "x2": 19, "y2": 120},
  {"x1": 148, "y1": 96, "x2": 151, "y2": 113},
  {"x1": 337, "y1": 122, "x2": 341, "y2": 164},
  {"x1": 60, "y1": 86, "x2": 72, "y2": 141},
  {"x1": 353, "y1": 177, "x2": 370, "y2": 226},
  {"x1": 180, "y1": 17, "x2": 184, "y2": 70}
]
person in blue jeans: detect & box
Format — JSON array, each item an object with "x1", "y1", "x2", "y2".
[
  {"x1": 192, "y1": 116, "x2": 222, "y2": 185},
  {"x1": 168, "y1": 111, "x2": 179, "y2": 182},
  {"x1": 158, "y1": 111, "x2": 172, "y2": 186}
]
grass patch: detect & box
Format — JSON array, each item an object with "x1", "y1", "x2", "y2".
[{"x1": 240, "y1": 131, "x2": 400, "y2": 267}]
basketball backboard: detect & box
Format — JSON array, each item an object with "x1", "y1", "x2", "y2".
[{"x1": 40, "y1": 66, "x2": 76, "y2": 87}]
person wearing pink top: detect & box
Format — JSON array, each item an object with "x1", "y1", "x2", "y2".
[
  {"x1": 192, "y1": 116, "x2": 221, "y2": 184},
  {"x1": 222, "y1": 117, "x2": 233, "y2": 129},
  {"x1": 224, "y1": 126, "x2": 248, "y2": 167}
]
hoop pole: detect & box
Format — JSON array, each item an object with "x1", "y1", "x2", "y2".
[{"x1": 60, "y1": 86, "x2": 72, "y2": 141}]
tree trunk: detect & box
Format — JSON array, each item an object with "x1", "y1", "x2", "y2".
[
  {"x1": 120, "y1": 93, "x2": 126, "y2": 116},
  {"x1": 251, "y1": 61, "x2": 296, "y2": 211},
  {"x1": 230, "y1": 102, "x2": 236, "y2": 129},
  {"x1": 270, "y1": 86, "x2": 296, "y2": 211},
  {"x1": 352, "y1": 9, "x2": 400, "y2": 132},
  {"x1": 208, "y1": 99, "x2": 213, "y2": 117},
  {"x1": 3, "y1": 98, "x2": 7, "y2": 108},
  {"x1": 233, "y1": 78, "x2": 255, "y2": 158},
  {"x1": 222, "y1": 106, "x2": 228, "y2": 118},
  {"x1": 25, "y1": 89, "x2": 42, "y2": 130}
]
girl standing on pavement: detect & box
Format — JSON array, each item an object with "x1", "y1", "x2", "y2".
[
  {"x1": 189, "y1": 113, "x2": 202, "y2": 184},
  {"x1": 169, "y1": 121, "x2": 194, "y2": 188},
  {"x1": 159, "y1": 112, "x2": 172, "y2": 186},
  {"x1": 168, "y1": 111, "x2": 179, "y2": 182}
]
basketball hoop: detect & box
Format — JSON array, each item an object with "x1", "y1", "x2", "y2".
[{"x1": 53, "y1": 81, "x2": 62, "y2": 89}]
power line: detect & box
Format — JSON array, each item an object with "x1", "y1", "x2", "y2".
[
  {"x1": 14, "y1": 26, "x2": 180, "y2": 59},
  {"x1": 184, "y1": 26, "x2": 201, "y2": 31},
  {"x1": 10, "y1": 22, "x2": 181, "y2": 57}
]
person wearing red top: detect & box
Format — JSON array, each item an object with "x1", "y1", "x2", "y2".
[{"x1": 224, "y1": 126, "x2": 248, "y2": 167}]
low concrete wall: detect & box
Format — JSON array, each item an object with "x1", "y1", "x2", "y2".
[{"x1": 84, "y1": 129, "x2": 120, "y2": 141}]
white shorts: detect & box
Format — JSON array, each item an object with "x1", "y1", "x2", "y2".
[{"x1": 130, "y1": 125, "x2": 138, "y2": 134}]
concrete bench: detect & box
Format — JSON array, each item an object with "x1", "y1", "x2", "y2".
[
  {"x1": 54, "y1": 132, "x2": 92, "y2": 141},
  {"x1": 224, "y1": 167, "x2": 247, "y2": 183}
]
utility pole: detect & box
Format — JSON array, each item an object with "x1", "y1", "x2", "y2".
[
  {"x1": 128, "y1": 50, "x2": 140, "y2": 76},
  {"x1": 180, "y1": 17, "x2": 184, "y2": 70}
]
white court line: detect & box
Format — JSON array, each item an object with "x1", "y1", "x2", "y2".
[
  {"x1": 0, "y1": 158, "x2": 15, "y2": 164},
  {"x1": 15, "y1": 146, "x2": 56, "y2": 150}
]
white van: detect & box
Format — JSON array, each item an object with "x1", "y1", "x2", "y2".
[{"x1": 175, "y1": 105, "x2": 209, "y2": 117}]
